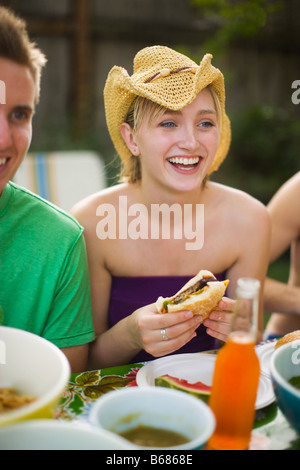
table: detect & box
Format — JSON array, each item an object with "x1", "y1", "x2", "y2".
[{"x1": 55, "y1": 361, "x2": 300, "y2": 450}]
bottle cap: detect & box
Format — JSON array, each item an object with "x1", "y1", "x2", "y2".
[{"x1": 236, "y1": 278, "x2": 260, "y2": 298}]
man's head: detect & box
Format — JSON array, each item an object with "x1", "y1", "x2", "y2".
[
  {"x1": 0, "y1": 6, "x2": 46, "y2": 104},
  {"x1": 0, "y1": 7, "x2": 46, "y2": 195}
]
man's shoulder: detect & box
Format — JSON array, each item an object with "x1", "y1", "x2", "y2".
[{"x1": 9, "y1": 182, "x2": 83, "y2": 236}]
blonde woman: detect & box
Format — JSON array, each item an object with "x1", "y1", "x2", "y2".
[{"x1": 71, "y1": 46, "x2": 270, "y2": 368}]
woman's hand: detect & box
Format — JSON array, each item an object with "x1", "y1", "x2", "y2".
[
  {"x1": 202, "y1": 297, "x2": 235, "y2": 343},
  {"x1": 130, "y1": 303, "x2": 203, "y2": 358}
]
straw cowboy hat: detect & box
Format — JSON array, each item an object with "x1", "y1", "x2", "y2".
[{"x1": 104, "y1": 45, "x2": 231, "y2": 175}]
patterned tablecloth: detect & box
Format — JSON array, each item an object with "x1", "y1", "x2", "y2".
[
  {"x1": 56, "y1": 363, "x2": 141, "y2": 421},
  {"x1": 55, "y1": 361, "x2": 300, "y2": 450}
]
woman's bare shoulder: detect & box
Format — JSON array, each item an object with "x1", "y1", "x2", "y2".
[
  {"x1": 208, "y1": 181, "x2": 268, "y2": 215},
  {"x1": 207, "y1": 182, "x2": 271, "y2": 246},
  {"x1": 70, "y1": 183, "x2": 128, "y2": 224}
]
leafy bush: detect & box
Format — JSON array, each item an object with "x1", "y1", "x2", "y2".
[{"x1": 214, "y1": 105, "x2": 300, "y2": 204}]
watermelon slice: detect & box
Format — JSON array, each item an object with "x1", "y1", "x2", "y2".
[{"x1": 154, "y1": 374, "x2": 211, "y2": 403}]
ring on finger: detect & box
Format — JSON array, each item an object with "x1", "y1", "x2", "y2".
[{"x1": 161, "y1": 328, "x2": 169, "y2": 341}]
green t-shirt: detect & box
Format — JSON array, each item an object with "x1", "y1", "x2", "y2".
[{"x1": 0, "y1": 182, "x2": 95, "y2": 348}]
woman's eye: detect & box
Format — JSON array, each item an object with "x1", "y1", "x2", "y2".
[
  {"x1": 199, "y1": 121, "x2": 214, "y2": 128},
  {"x1": 159, "y1": 121, "x2": 176, "y2": 128}
]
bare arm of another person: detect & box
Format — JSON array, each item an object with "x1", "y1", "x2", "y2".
[{"x1": 264, "y1": 172, "x2": 300, "y2": 318}]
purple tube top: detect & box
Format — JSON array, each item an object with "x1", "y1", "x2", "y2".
[{"x1": 108, "y1": 273, "x2": 227, "y2": 363}]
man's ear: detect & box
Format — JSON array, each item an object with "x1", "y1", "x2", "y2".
[{"x1": 120, "y1": 123, "x2": 141, "y2": 156}]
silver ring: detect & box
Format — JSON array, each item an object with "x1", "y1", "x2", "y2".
[{"x1": 161, "y1": 328, "x2": 168, "y2": 341}]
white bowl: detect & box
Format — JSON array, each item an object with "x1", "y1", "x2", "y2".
[
  {"x1": 89, "y1": 387, "x2": 215, "y2": 450},
  {"x1": 0, "y1": 326, "x2": 70, "y2": 426},
  {"x1": 0, "y1": 420, "x2": 134, "y2": 450}
]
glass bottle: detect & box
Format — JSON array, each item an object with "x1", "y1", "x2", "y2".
[{"x1": 207, "y1": 277, "x2": 261, "y2": 450}]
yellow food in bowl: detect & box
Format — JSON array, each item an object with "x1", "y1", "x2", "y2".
[
  {"x1": 0, "y1": 387, "x2": 36, "y2": 413},
  {"x1": 0, "y1": 326, "x2": 70, "y2": 427}
]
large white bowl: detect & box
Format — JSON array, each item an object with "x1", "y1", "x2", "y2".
[
  {"x1": 89, "y1": 387, "x2": 216, "y2": 450},
  {"x1": 0, "y1": 420, "x2": 134, "y2": 450},
  {"x1": 0, "y1": 326, "x2": 70, "y2": 426}
]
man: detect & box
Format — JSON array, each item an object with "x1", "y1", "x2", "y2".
[
  {"x1": 0, "y1": 6, "x2": 95, "y2": 372},
  {"x1": 264, "y1": 172, "x2": 300, "y2": 338}
]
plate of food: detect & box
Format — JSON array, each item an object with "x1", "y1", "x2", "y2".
[{"x1": 136, "y1": 352, "x2": 275, "y2": 410}]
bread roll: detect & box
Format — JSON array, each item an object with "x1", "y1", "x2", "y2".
[
  {"x1": 156, "y1": 269, "x2": 229, "y2": 318},
  {"x1": 275, "y1": 330, "x2": 300, "y2": 349}
]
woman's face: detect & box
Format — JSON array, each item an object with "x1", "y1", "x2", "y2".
[{"x1": 126, "y1": 88, "x2": 220, "y2": 194}]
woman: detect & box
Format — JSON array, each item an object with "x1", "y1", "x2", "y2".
[{"x1": 71, "y1": 46, "x2": 270, "y2": 368}]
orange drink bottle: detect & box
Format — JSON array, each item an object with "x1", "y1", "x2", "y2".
[{"x1": 207, "y1": 278, "x2": 261, "y2": 450}]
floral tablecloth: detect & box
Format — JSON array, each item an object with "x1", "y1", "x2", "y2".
[
  {"x1": 55, "y1": 362, "x2": 300, "y2": 450},
  {"x1": 56, "y1": 363, "x2": 142, "y2": 422}
]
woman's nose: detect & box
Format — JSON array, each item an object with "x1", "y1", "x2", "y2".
[{"x1": 178, "y1": 125, "x2": 198, "y2": 151}]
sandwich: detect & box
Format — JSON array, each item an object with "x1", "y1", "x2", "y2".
[{"x1": 156, "y1": 270, "x2": 229, "y2": 318}]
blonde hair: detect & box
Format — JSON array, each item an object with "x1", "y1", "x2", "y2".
[
  {"x1": 121, "y1": 85, "x2": 221, "y2": 184},
  {"x1": 0, "y1": 6, "x2": 47, "y2": 104}
]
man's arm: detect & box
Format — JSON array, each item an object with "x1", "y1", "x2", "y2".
[
  {"x1": 61, "y1": 344, "x2": 89, "y2": 374},
  {"x1": 43, "y1": 233, "x2": 95, "y2": 374}
]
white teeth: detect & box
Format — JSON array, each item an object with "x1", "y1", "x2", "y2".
[
  {"x1": 168, "y1": 157, "x2": 200, "y2": 165},
  {"x1": 0, "y1": 158, "x2": 7, "y2": 166}
]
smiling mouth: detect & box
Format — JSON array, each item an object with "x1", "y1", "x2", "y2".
[
  {"x1": 167, "y1": 156, "x2": 201, "y2": 171},
  {"x1": 0, "y1": 158, "x2": 8, "y2": 167}
]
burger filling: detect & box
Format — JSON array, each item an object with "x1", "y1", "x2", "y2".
[{"x1": 163, "y1": 275, "x2": 217, "y2": 312}]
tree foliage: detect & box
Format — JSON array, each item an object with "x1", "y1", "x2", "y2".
[{"x1": 190, "y1": 0, "x2": 283, "y2": 56}]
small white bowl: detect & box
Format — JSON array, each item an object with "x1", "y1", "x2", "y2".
[
  {"x1": 0, "y1": 326, "x2": 70, "y2": 426},
  {"x1": 89, "y1": 387, "x2": 215, "y2": 450},
  {"x1": 0, "y1": 420, "x2": 134, "y2": 450}
]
